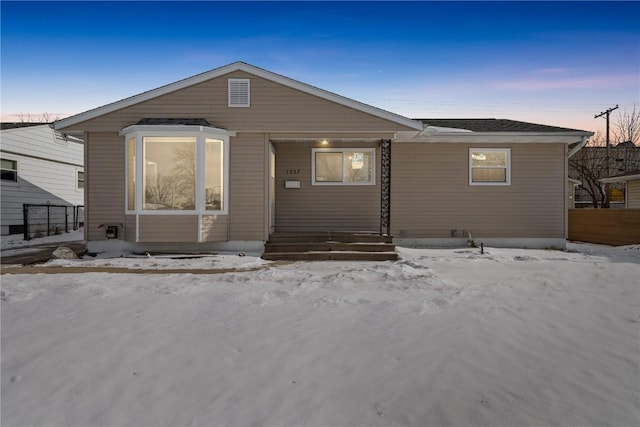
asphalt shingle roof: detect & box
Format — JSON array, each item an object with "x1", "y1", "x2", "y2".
[
  {"x1": 1, "y1": 122, "x2": 49, "y2": 130},
  {"x1": 416, "y1": 118, "x2": 588, "y2": 133},
  {"x1": 134, "y1": 118, "x2": 214, "y2": 127}
]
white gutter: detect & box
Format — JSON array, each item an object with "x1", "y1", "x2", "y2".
[{"x1": 396, "y1": 131, "x2": 593, "y2": 144}]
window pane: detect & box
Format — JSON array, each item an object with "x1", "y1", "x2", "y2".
[
  {"x1": 127, "y1": 139, "x2": 136, "y2": 210},
  {"x1": 1, "y1": 159, "x2": 16, "y2": 170},
  {"x1": 471, "y1": 151, "x2": 506, "y2": 167},
  {"x1": 205, "y1": 138, "x2": 223, "y2": 210},
  {"x1": 1, "y1": 159, "x2": 17, "y2": 181},
  {"x1": 143, "y1": 136, "x2": 196, "y2": 210},
  {"x1": 315, "y1": 152, "x2": 343, "y2": 182},
  {"x1": 77, "y1": 171, "x2": 85, "y2": 189},
  {"x1": 344, "y1": 151, "x2": 374, "y2": 183},
  {"x1": 472, "y1": 168, "x2": 506, "y2": 182}
]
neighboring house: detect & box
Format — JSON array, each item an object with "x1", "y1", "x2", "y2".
[
  {"x1": 568, "y1": 178, "x2": 582, "y2": 209},
  {"x1": 0, "y1": 123, "x2": 84, "y2": 235},
  {"x1": 570, "y1": 142, "x2": 640, "y2": 208},
  {"x1": 600, "y1": 171, "x2": 640, "y2": 208},
  {"x1": 53, "y1": 62, "x2": 592, "y2": 253}
]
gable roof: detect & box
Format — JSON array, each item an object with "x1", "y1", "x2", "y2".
[
  {"x1": 54, "y1": 62, "x2": 423, "y2": 131},
  {"x1": 418, "y1": 118, "x2": 592, "y2": 134}
]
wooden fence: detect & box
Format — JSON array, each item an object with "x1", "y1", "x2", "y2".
[{"x1": 568, "y1": 209, "x2": 640, "y2": 246}]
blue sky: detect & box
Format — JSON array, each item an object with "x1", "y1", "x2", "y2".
[{"x1": 1, "y1": 1, "x2": 638, "y2": 134}]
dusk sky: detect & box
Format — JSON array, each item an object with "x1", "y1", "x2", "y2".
[{"x1": 1, "y1": 1, "x2": 638, "y2": 135}]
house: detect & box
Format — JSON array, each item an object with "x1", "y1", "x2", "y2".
[
  {"x1": 568, "y1": 178, "x2": 582, "y2": 209},
  {"x1": 53, "y1": 62, "x2": 592, "y2": 254},
  {"x1": 600, "y1": 171, "x2": 640, "y2": 208},
  {"x1": 0, "y1": 123, "x2": 84, "y2": 236},
  {"x1": 569, "y1": 141, "x2": 640, "y2": 208}
]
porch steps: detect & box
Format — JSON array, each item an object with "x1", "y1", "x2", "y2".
[{"x1": 262, "y1": 233, "x2": 398, "y2": 261}]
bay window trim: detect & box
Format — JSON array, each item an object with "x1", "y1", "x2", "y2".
[{"x1": 122, "y1": 125, "x2": 234, "y2": 217}]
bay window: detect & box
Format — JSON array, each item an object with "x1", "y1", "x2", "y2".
[{"x1": 122, "y1": 125, "x2": 233, "y2": 214}]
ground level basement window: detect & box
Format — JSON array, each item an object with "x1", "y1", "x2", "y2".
[
  {"x1": 469, "y1": 148, "x2": 511, "y2": 185},
  {"x1": 312, "y1": 148, "x2": 375, "y2": 185},
  {"x1": 122, "y1": 124, "x2": 233, "y2": 214}
]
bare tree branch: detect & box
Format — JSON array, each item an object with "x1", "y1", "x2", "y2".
[{"x1": 613, "y1": 105, "x2": 639, "y2": 145}]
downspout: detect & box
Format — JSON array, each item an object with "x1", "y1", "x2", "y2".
[
  {"x1": 568, "y1": 136, "x2": 589, "y2": 158},
  {"x1": 566, "y1": 136, "x2": 589, "y2": 242}
]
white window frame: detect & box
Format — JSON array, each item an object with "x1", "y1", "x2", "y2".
[
  {"x1": 228, "y1": 78, "x2": 250, "y2": 107},
  {"x1": 121, "y1": 125, "x2": 234, "y2": 216},
  {"x1": 469, "y1": 148, "x2": 511, "y2": 186},
  {"x1": 76, "y1": 169, "x2": 85, "y2": 191},
  {"x1": 311, "y1": 148, "x2": 376, "y2": 186},
  {"x1": 1, "y1": 158, "x2": 18, "y2": 182}
]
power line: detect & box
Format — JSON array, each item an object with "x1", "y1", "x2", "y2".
[{"x1": 595, "y1": 105, "x2": 619, "y2": 148}]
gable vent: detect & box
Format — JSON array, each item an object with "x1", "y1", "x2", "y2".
[{"x1": 228, "y1": 78, "x2": 250, "y2": 107}]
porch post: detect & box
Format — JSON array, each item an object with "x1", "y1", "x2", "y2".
[{"x1": 380, "y1": 139, "x2": 392, "y2": 235}]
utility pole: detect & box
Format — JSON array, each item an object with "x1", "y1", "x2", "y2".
[{"x1": 595, "y1": 104, "x2": 619, "y2": 207}]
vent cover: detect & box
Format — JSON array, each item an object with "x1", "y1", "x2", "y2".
[{"x1": 228, "y1": 78, "x2": 250, "y2": 107}]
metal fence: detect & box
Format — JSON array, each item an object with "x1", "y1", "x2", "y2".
[{"x1": 23, "y1": 204, "x2": 84, "y2": 240}]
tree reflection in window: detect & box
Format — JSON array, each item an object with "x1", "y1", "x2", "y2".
[{"x1": 143, "y1": 137, "x2": 196, "y2": 210}]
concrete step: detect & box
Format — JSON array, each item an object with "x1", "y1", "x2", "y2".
[
  {"x1": 261, "y1": 251, "x2": 398, "y2": 262},
  {"x1": 267, "y1": 233, "x2": 393, "y2": 244},
  {"x1": 264, "y1": 242, "x2": 396, "y2": 253}
]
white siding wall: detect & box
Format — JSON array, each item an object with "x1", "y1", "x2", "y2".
[{"x1": 1, "y1": 125, "x2": 84, "y2": 235}]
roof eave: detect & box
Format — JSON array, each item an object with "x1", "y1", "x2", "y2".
[
  {"x1": 396, "y1": 131, "x2": 593, "y2": 144},
  {"x1": 600, "y1": 174, "x2": 640, "y2": 183}
]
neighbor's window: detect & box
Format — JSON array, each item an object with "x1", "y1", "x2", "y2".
[
  {"x1": 469, "y1": 148, "x2": 510, "y2": 185},
  {"x1": 77, "y1": 170, "x2": 85, "y2": 190},
  {"x1": 1, "y1": 159, "x2": 17, "y2": 181},
  {"x1": 312, "y1": 148, "x2": 375, "y2": 185},
  {"x1": 143, "y1": 136, "x2": 196, "y2": 210}
]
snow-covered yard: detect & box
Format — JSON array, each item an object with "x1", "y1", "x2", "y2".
[{"x1": 1, "y1": 243, "x2": 639, "y2": 426}]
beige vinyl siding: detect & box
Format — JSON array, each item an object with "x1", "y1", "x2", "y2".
[
  {"x1": 85, "y1": 132, "x2": 125, "y2": 241},
  {"x1": 201, "y1": 215, "x2": 229, "y2": 242},
  {"x1": 124, "y1": 215, "x2": 136, "y2": 241},
  {"x1": 67, "y1": 71, "x2": 415, "y2": 133},
  {"x1": 391, "y1": 143, "x2": 566, "y2": 238},
  {"x1": 627, "y1": 179, "x2": 640, "y2": 208},
  {"x1": 138, "y1": 215, "x2": 198, "y2": 242},
  {"x1": 229, "y1": 133, "x2": 266, "y2": 240},
  {"x1": 274, "y1": 141, "x2": 380, "y2": 233}
]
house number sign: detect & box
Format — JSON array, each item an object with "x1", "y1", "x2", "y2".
[{"x1": 286, "y1": 169, "x2": 301, "y2": 175}]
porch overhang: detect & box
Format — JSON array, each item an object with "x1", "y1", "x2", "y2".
[{"x1": 268, "y1": 132, "x2": 396, "y2": 144}]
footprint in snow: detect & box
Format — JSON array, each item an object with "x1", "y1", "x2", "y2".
[
  {"x1": 374, "y1": 402, "x2": 387, "y2": 417},
  {"x1": 514, "y1": 255, "x2": 538, "y2": 261}
]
